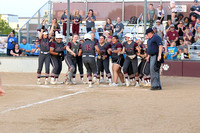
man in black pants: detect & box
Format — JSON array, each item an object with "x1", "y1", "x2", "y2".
[
  {"x1": 50, "y1": 34, "x2": 66, "y2": 85},
  {"x1": 146, "y1": 28, "x2": 163, "y2": 90},
  {"x1": 78, "y1": 33, "x2": 100, "y2": 87}
]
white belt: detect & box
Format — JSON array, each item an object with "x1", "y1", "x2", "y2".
[
  {"x1": 82, "y1": 55, "x2": 95, "y2": 58},
  {"x1": 127, "y1": 55, "x2": 136, "y2": 59},
  {"x1": 41, "y1": 51, "x2": 49, "y2": 54}
]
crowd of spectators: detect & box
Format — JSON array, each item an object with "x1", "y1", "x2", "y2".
[{"x1": 2, "y1": 0, "x2": 200, "y2": 60}]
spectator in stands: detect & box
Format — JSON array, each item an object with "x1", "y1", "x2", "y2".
[
  {"x1": 31, "y1": 39, "x2": 40, "y2": 56},
  {"x1": 167, "y1": 24, "x2": 179, "y2": 44},
  {"x1": 183, "y1": 17, "x2": 189, "y2": 27},
  {"x1": 177, "y1": 49, "x2": 183, "y2": 60},
  {"x1": 154, "y1": 20, "x2": 164, "y2": 40},
  {"x1": 51, "y1": 18, "x2": 61, "y2": 36},
  {"x1": 195, "y1": 17, "x2": 200, "y2": 30},
  {"x1": 85, "y1": 9, "x2": 96, "y2": 33},
  {"x1": 169, "y1": 0, "x2": 176, "y2": 21},
  {"x1": 177, "y1": 38, "x2": 188, "y2": 51},
  {"x1": 189, "y1": 22, "x2": 194, "y2": 33},
  {"x1": 19, "y1": 38, "x2": 31, "y2": 56},
  {"x1": 157, "y1": 5, "x2": 165, "y2": 24},
  {"x1": 103, "y1": 18, "x2": 114, "y2": 35},
  {"x1": 61, "y1": 9, "x2": 71, "y2": 37},
  {"x1": 191, "y1": 14, "x2": 197, "y2": 28},
  {"x1": 192, "y1": 26, "x2": 200, "y2": 49},
  {"x1": 148, "y1": 4, "x2": 156, "y2": 28},
  {"x1": 10, "y1": 43, "x2": 22, "y2": 56},
  {"x1": 6, "y1": 31, "x2": 18, "y2": 56},
  {"x1": 36, "y1": 19, "x2": 48, "y2": 36},
  {"x1": 165, "y1": 19, "x2": 172, "y2": 33},
  {"x1": 104, "y1": 31, "x2": 112, "y2": 43},
  {"x1": 72, "y1": 10, "x2": 82, "y2": 35},
  {"x1": 166, "y1": 40, "x2": 178, "y2": 60},
  {"x1": 91, "y1": 32, "x2": 98, "y2": 44},
  {"x1": 113, "y1": 17, "x2": 124, "y2": 41},
  {"x1": 183, "y1": 26, "x2": 193, "y2": 44},
  {"x1": 89, "y1": 27, "x2": 99, "y2": 40},
  {"x1": 183, "y1": 48, "x2": 190, "y2": 59},
  {"x1": 173, "y1": 13, "x2": 184, "y2": 29},
  {"x1": 177, "y1": 21, "x2": 185, "y2": 41},
  {"x1": 190, "y1": 0, "x2": 200, "y2": 18}
]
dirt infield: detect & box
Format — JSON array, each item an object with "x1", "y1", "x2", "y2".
[{"x1": 0, "y1": 72, "x2": 200, "y2": 133}]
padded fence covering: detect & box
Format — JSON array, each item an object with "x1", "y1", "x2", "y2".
[
  {"x1": 162, "y1": 61, "x2": 183, "y2": 77},
  {"x1": 183, "y1": 61, "x2": 200, "y2": 77}
]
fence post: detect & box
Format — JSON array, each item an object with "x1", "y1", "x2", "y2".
[
  {"x1": 85, "y1": 0, "x2": 88, "y2": 16},
  {"x1": 122, "y1": 0, "x2": 125, "y2": 22},
  {"x1": 26, "y1": 23, "x2": 29, "y2": 43},
  {"x1": 144, "y1": 0, "x2": 147, "y2": 38},
  {"x1": 49, "y1": 0, "x2": 52, "y2": 24},
  {"x1": 67, "y1": 0, "x2": 70, "y2": 43},
  {"x1": 38, "y1": 9, "x2": 41, "y2": 25}
]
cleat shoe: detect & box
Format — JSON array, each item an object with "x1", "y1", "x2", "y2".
[
  {"x1": 89, "y1": 82, "x2": 93, "y2": 88},
  {"x1": 100, "y1": 78, "x2": 104, "y2": 83},
  {"x1": 37, "y1": 81, "x2": 42, "y2": 85},
  {"x1": 122, "y1": 82, "x2": 126, "y2": 86},
  {"x1": 50, "y1": 81, "x2": 57, "y2": 85},
  {"x1": 65, "y1": 81, "x2": 73, "y2": 85},
  {"x1": 111, "y1": 83, "x2": 119, "y2": 87},
  {"x1": 144, "y1": 82, "x2": 151, "y2": 87},
  {"x1": 125, "y1": 79, "x2": 130, "y2": 87},
  {"x1": 135, "y1": 82, "x2": 140, "y2": 87},
  {"x1": 45, "y1": 81, "x2": 50, "y2": 85},
  {"x1": 94, "y1": 80, "x2": 100, "y2": 85}
]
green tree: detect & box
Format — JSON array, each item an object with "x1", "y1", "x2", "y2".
[{"x1": 0, "y1": 15, "x2": 13, "y2": 35}]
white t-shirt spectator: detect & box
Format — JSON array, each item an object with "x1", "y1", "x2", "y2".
[{"x1": 157, "y1": 8, "x2": 165, "y2": 18}]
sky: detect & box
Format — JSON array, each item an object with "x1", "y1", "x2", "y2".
[{"x1": 0, "y1": 0, "x2": 49, "y2": 17}]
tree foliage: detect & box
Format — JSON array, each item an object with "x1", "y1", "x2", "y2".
[{"x1": 0, "y1": 15, "x2": 13, "y2": 35}]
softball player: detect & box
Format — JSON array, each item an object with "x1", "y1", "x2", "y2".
[
  {"x1": 65, "y1": 34, "x2": 81, "y2": 84},
  {"x1": 108, "y1": 35, "x2": 125, "y2": 86},
  {"x1": 137, "y1": 38, "x2": 151, "y2": 87},
  {"x1": 96, "y1": 35, "x2": 112, "y2": 85},
  {"x1": 78, "y1": 33, "x2": 100, "y2": 87},
  {"x1": 122, "y1": 33, "x2": 140, "y2": 87},
  {"x1": 36, "y1": 26, "x2": 53, "y2": 85},
  {"x1": 49, "y1": 34, "x2": 66, "y2": 84}
]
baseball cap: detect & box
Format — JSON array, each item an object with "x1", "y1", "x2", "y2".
[
  {"x1": 152, "y1": 26, "x2": 157, "y2": 30},
  {"x1": 156, "y1": 20, "x2": 161, "y2": 23},
  {"x1": 91, "y1": 27, "x2": 96, "y2": 30},
  {"x1": 145, "y1": 28, "x2": 153, "y2": 34},
  {"x1": 170, "y1": 24, "x2": 175, "y2": 27}
]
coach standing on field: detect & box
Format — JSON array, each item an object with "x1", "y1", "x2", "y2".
[{"x1": 146, "y1": 28, "x2": 163, "y2": 90}]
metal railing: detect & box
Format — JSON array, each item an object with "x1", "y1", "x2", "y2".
[
  {"x1": 188, "y1": 45, "x2": 200, "y2": 60},
  {"x1": 130, "y1": 13, "x2": 143, "y2": 37},
  {"x1": 18, "y1": 0, "x2": 53, "y2": 44}
]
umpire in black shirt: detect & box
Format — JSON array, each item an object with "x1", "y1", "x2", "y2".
[{"x1": 146, "y1": 28, "x2": 163, "y2": 90}]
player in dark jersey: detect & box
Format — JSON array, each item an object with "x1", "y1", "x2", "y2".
[
  {"x1": 122, "y1": 33, "x2": 140, "y2": 87},
  {"x1": 65, "y1": 34, "x2": 82, "y2": 84},
  {"x1": 96, "y1": 35, "x2": 112, "y2": 85},
  {"x1": 78, "y1": 33, "x2": 100, "y2": 87},
  {"x1": 137, "y1": 38, "x2": 151, "y2": 87},
  {"x1": 108, "y1": 35, "x2": 125, "y2": 86},
  {"x1": 36, "y1": 25, "x2": 54, "y2": 85},
  {"x1": 49, "y1": 34, "x2": 66, "y2": 85}
]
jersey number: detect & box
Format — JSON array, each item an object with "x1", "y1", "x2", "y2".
[{"x1": 85, "y1": 44, "x2": 91, "y2": 51}]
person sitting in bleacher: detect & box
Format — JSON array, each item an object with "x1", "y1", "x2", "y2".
[
  {"x1": 31, "y1": 39, "x2": 40, "y2": 56},
  {"x1": 192, "y1": 26, "x2": 200, "y2": 49},
  {"x1": 10, "y1": 43, "x2": 23, "y2": 57},
  {"x1": 19, "y1": 38, "x2": 31, "y2": 56}
]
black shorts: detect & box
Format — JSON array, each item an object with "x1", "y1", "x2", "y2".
[{"x1": 112, "y1": 55, "x2": 124, "y2": 67}]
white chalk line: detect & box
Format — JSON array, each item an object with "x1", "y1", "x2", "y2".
[{"x1": 0, "y1": 91, "x2": 86, "y2": 114}]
